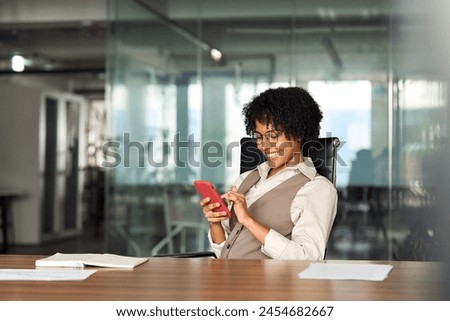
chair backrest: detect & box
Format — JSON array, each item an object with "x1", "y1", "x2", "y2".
[{"x1": 240, "y1": 137, "x2": 340, "y2": 185}]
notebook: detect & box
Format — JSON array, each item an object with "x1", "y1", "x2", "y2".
[{"x1": 35, "y1": 253, "x2": 148, "y2": 269}]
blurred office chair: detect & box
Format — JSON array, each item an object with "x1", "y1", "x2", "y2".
[
  {"x1": 153, "y1": 136, "x2": 340, "y2": 258},
  {"x1": 151, "y1": 184, "x2": 210, "y2": 257},
  {"x1": 240, "y1": 136, "x2": 340, "y2": 185}
]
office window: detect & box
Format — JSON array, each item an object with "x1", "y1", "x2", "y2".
[
  {"x1": 104, "y1": 0, "x2": 449, "y2": 261},
  {"x1": 308, "y1": 81, "x2": 372, "y2": 187}
]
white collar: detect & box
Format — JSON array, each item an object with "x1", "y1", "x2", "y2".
[{"x1": 257, "y1": 157, "x2": 317, "y2": 181}]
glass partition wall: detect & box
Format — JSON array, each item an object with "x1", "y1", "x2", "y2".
[{"x1": 105, "y1": 0, "x2": 449, "y2": 260}]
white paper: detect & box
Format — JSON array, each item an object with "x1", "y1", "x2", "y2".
[
  {"x1": 35, "y1": 253, "x2": 148, "y2": 269},
  {"x1": 298, "y1": 262, "x2": 393, "y2": 281},
  {"x1": 0, "y1": 269, "x2": 96, "y2": 281}
]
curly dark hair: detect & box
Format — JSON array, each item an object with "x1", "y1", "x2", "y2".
[{"x1": 242, "y1": 87, "x2": 323, "y2": 143}]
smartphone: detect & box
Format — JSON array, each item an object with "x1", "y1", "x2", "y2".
[{"x1": 193, "y1": 180, "x2": 231, "y2": 218}]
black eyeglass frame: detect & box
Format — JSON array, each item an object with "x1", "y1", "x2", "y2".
[{"x1": 253, "y1": 130, "x2": 281, "y2": 145}]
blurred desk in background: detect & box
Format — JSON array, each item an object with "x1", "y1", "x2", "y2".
[{"x1": 0, "y1": 189, "x2": 23, "y2": 253}]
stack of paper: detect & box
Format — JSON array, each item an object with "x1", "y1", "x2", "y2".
[
  {"x1": 298, "y1": 262, "x2": 393, "y2": 281},
  {"x1": 35, "y1": 253, "x2": 148, "y2": 269},
  {"x1": 0, "y1": 269, "x2": 96, "y2": 281}
]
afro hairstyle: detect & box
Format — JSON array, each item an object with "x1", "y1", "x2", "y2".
[{"x1": 242, "y1": 86, "x2": 323, "y2": 143}]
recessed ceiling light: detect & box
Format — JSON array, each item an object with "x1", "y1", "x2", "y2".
[
  {"x1": 11, "y1": 55, "x2": 25, "y2": 72},
  {"x1": 210, "y1": 48, "x2": 222, "y2": 61}
]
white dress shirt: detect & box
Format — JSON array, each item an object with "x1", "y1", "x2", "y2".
[{"x1": 208, "y1": 157, "x2": 337, "y2": 260}]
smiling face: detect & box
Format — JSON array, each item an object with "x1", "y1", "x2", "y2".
[{"x1": 255, "y1": 120, "x2": 303, "y2": 176}]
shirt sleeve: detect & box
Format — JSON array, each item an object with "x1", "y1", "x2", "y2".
[
  {"x1": 261, "y1": 176, "x2": 337, "y2": 260},
  {"x1": 208, "y1": 229, "x2": 227, "y2": 258}
]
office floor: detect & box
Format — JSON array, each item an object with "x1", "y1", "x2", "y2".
[{"x1": 7, "y1": 224, "x2": 105, "y2": 255}]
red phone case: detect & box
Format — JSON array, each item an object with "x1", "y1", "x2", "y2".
[{"x1": 193, "y1": 180, "x2": 231, "y2": 218}]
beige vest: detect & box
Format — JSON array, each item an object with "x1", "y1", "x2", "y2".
[{"x1": 220, "y1": 169, "x2": 310, "y2": 259}]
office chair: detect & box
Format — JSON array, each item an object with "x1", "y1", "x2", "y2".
[
  {"x1": 240, "y1": 136, "x2": 340, "y2": 185},
  {"x1": 152, "y1": 184, "x2": 216, "y2": 258},
  {"x1": 151, "y1": 184, "x2": 210, "y2": 257},
  {"x1": 152, "y1": 136, "x2": 340, "y2": 258}
]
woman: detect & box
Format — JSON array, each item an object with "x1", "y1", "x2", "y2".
[{"x1": 201, "y1": 87, "x2": 337, "y2": 260}]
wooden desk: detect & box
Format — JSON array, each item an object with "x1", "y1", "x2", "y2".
[{"x1": 0, "y1": 255, "x2": 448, "y2": 301}]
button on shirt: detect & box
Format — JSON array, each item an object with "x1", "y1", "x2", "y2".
[{"x1": 208, "y1": 157, "x2": 337, "y2": 260}]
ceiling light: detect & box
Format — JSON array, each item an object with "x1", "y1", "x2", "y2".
[
  {"x1": 133, "y1": 0, "x2": 222, "y2": 62},
  {"x1": 210, "y1": 48, "x2": 223, "y2": 61},
  {"x1": 11, "y1": 55, "x2": 25, "y2": 72}
]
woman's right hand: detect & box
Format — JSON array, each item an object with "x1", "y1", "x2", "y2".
[{"x1": 200, "y1": 197, "x2": 230, "y2": 224}]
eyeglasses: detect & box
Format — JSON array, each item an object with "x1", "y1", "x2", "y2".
[{"x1": 254, "y1": 130, "x2": 281, "y2": 145}]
